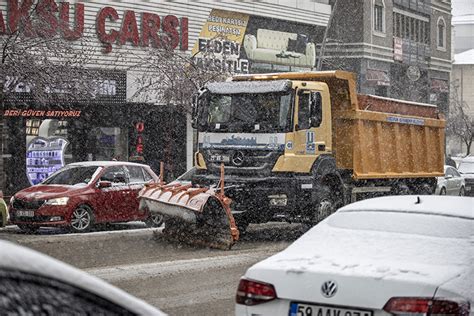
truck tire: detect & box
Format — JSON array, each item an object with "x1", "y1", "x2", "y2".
[
  {"x1": 311, "y1": 185, "x2": 336, "y2": 225},
  {"x1": 236, "y1": 219, "x2": 249, "y2": 234}
]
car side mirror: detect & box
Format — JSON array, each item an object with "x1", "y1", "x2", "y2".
[
  {"x1": 445, "y1": 174, "x2": 453, "y2": 179},
  {"x1": 98, "y1": 181, "x2": 112, "y2": 189},
  {"x1": 192, "y1": 89, "x2": 209, "y2": 129}
]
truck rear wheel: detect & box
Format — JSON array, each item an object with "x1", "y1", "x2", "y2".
[{"x1": 311, "y1": 185, "x2": 336, "y2": 225}]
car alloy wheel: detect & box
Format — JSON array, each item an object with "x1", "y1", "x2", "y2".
[{"x1": 71, "y1": 205, "x2": 93, "y2": 232}]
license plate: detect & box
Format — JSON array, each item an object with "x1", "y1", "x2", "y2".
[
  {"x1": 16, "y1": 210, "x2": 34, "y2": 217},
  {"x1": 209, "y1": 155, "x2": 230, "y2": 163},
  {"x1": 290, "y1": 303, "x2": 373, "y2": 316}
]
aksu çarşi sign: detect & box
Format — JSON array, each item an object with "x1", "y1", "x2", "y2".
[{"x1": 0, "y1": 0, "x2": 189, "y2": 53}]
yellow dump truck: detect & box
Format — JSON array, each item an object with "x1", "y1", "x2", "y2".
[
  {"x1": 190, "y1": 70, "x2": 445, "y2": 230},
  {"x1": 139, "y1": 70, "x2": 445, "y2": 248}
]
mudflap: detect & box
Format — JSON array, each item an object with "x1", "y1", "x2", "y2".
[{"x1": 161, "y1": 196, "x2": 239, "y2": 250}]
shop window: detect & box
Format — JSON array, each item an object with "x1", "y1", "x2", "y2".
[
  {"x1": 26, "y1": 119, "x2": 70, "y2": 185},
  {"x1": 373, "y1": 0, "x2": 385, "y2": 33},
  {"x1": 437, "y1": 17, "x2": 446, "y2": 49},
  {"x1": 26, "y1": 120, "x2": 41, "y2": 136}
]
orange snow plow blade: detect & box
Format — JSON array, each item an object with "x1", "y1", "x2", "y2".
[{"x1": 139, "y1": 163, "x2": 239, "y2": 250}]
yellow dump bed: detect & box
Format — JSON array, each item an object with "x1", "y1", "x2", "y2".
[{"x1": 234, "y1": 71, "x2": 445, "y2": 180}]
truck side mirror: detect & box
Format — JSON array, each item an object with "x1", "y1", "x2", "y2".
[
  {"x1": 192, "y1": 90, "x2": 210, "y2": 129},
  {"x1": 310, "y1": 92, "x2": 322, "y2": 128},
  {"x1": 191, "y1": 94, "x2": 199, "y2": 129}
]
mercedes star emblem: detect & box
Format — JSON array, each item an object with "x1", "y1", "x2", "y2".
[
  {"x1": 231, "y1": 151, "x2": 245, "y2": 166},
  {"x1": 321, "y1": 280, "x2": 338, "y2": 298}
]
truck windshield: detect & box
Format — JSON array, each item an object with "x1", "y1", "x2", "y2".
[{"x1": 206, "y1": 92, "x2": 292, "y2": 132}]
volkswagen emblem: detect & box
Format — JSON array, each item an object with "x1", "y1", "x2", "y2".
[
  {"x1": 231, "y1": 151, "x2": 245, "y2": 166},
  {"x1": 321, "y1": 280, "x2": 337, "y2": 298}
]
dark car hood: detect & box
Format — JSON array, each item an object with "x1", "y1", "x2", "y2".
[{"x1": 14, "y1": 184, "x2": 89, "y2": 200}]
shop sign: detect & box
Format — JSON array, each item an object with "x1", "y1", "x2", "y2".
[
  {"x1": 3, "y1": 109, "x2": 81, "y2": 117},
  {"x1": 192, "y1": 9, "x2": 250, "y2": 73},
  {"x1": 394, "y1": 37, "x2": 403, "y2": 61},
  {"x1": 192, "y1": 9, "x2": 323, "y2": 73},
  {"x1": 0, "y1": 1, "x2": 188, "y2": 54},
  {"x1": 26, "y1": 137, "x2": 69, "y2": 185},
  {"x1": 96, "y1": 7, "x2": 188, "y2": 53},
  {"x1": 130, "y1": 121, "x2": 145, "y2": 161}
]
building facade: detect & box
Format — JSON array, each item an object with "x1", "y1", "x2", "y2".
[
  {"x1": 452, "y1": 0, "x2": 474, "y2": 54},
  {"x1": 324, "y1": 0, "x2": 452, "y2": 113},
  {"x1": 0, "y1": 0, "x2": 331, "y2": 195},
  {"x1": 448, "y1": 49, "x2": 474, "y2": 155}
]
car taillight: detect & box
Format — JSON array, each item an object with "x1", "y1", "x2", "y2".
[
  {"x1": 236, "y1": 278, "x2": 277, "y2": 306},
  {"x1": 383, "y1": 297, "x2": 470, "y2": 316}
]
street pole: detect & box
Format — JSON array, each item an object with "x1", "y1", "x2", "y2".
[{"x1": 317, "y1": 0, "x2": 339, "y2": 71}]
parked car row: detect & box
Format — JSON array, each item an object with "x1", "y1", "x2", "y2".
[
  {"x1": 435, "y1": 165, "x2": 466, "y2": 195},
  {"x1": 457, "y1": 156, "x2": 474, "y2": 196},
  {"x1": 7, "y1": 161, "x2": 164, "y2": 233}
]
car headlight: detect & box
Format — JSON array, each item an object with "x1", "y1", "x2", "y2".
[{"x1": 44, "y1": 197, "x2": 69, "y2": 206}]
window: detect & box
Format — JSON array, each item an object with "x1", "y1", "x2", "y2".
[
  {"x1": 0, "y1": 270, "x2": 133, "y2": 314},
  {"x1": 297, "y1": 92, "x2": 311, "y2": 130},
  {"x1": 373, "y1": 2, "x2": 385, "y2": 33},
  {"x1": 143, "y1": 168, "x2": 154, "y2": 182},
  {"x1": 100, "y1": 166, "x2": 127, "y2": 184},
  {"x1": 126, "y1": 165, "x2": 145, "y2": 183},
  {"x1": 392, "y1": 12, "x2": 430, "y2": 45},
  {"x1": 437, "y1": 17, "x2": 446, "y2": 49}
]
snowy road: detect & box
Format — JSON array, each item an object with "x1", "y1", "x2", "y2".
[
  {"x1": 87, "y1": 243, "x2": 289, "y2": 315},
  {"x1": 0, "y1": 222, "x2": 307, "y2": 315}
]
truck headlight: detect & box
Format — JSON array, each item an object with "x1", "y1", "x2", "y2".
[{"x1": 44, "y1": 197, "x2": 69, "y2": 206}]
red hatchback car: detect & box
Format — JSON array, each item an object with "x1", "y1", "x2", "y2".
[{"x1": 9, "y1": 161, "x2": 162, "y2": 233}]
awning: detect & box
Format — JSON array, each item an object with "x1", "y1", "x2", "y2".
[
  {"x1": 431, "y1": 79, "x2": 449, "y2": 93},
  {"x1": 366, "y1": 69, "x2": 390, "y2": 86}
]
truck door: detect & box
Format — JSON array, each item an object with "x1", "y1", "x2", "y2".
[{"x1": 294, "y1": 89, "x2": 329, "y2": 160}]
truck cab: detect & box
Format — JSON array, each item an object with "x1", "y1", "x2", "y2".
[
  {"x1": 193, "y1": 79, "x2": 332, "y2": 178},
  {"x1": 191, "y1": 78, "x2": 336, "y2": 225}
]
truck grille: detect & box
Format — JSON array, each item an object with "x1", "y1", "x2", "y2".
[{"x1": 203, "y1": 149, "x2": 282, "y2": 176}]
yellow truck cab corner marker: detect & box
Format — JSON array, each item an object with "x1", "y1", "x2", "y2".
[{"x1": 194, "y1": 152, "x2": 207, "y2": 169}]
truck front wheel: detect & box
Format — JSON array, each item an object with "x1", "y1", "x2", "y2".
[{"x1": 311, "y1": 186, "x2": 336, "y2": 225}]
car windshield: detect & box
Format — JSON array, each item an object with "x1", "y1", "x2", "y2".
[
  {"x1": 42, "y1": 166, "x2": 100, "y2": 186},
  {"x1": 206, "y1": 92, "x2": 292, "y2": 132},
  {"x1": 458, "y1": 161, "x2": 474, "y2": 174},
  {"x1": 328, "y1": 211, "x2": 472, "y2": 239}
]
